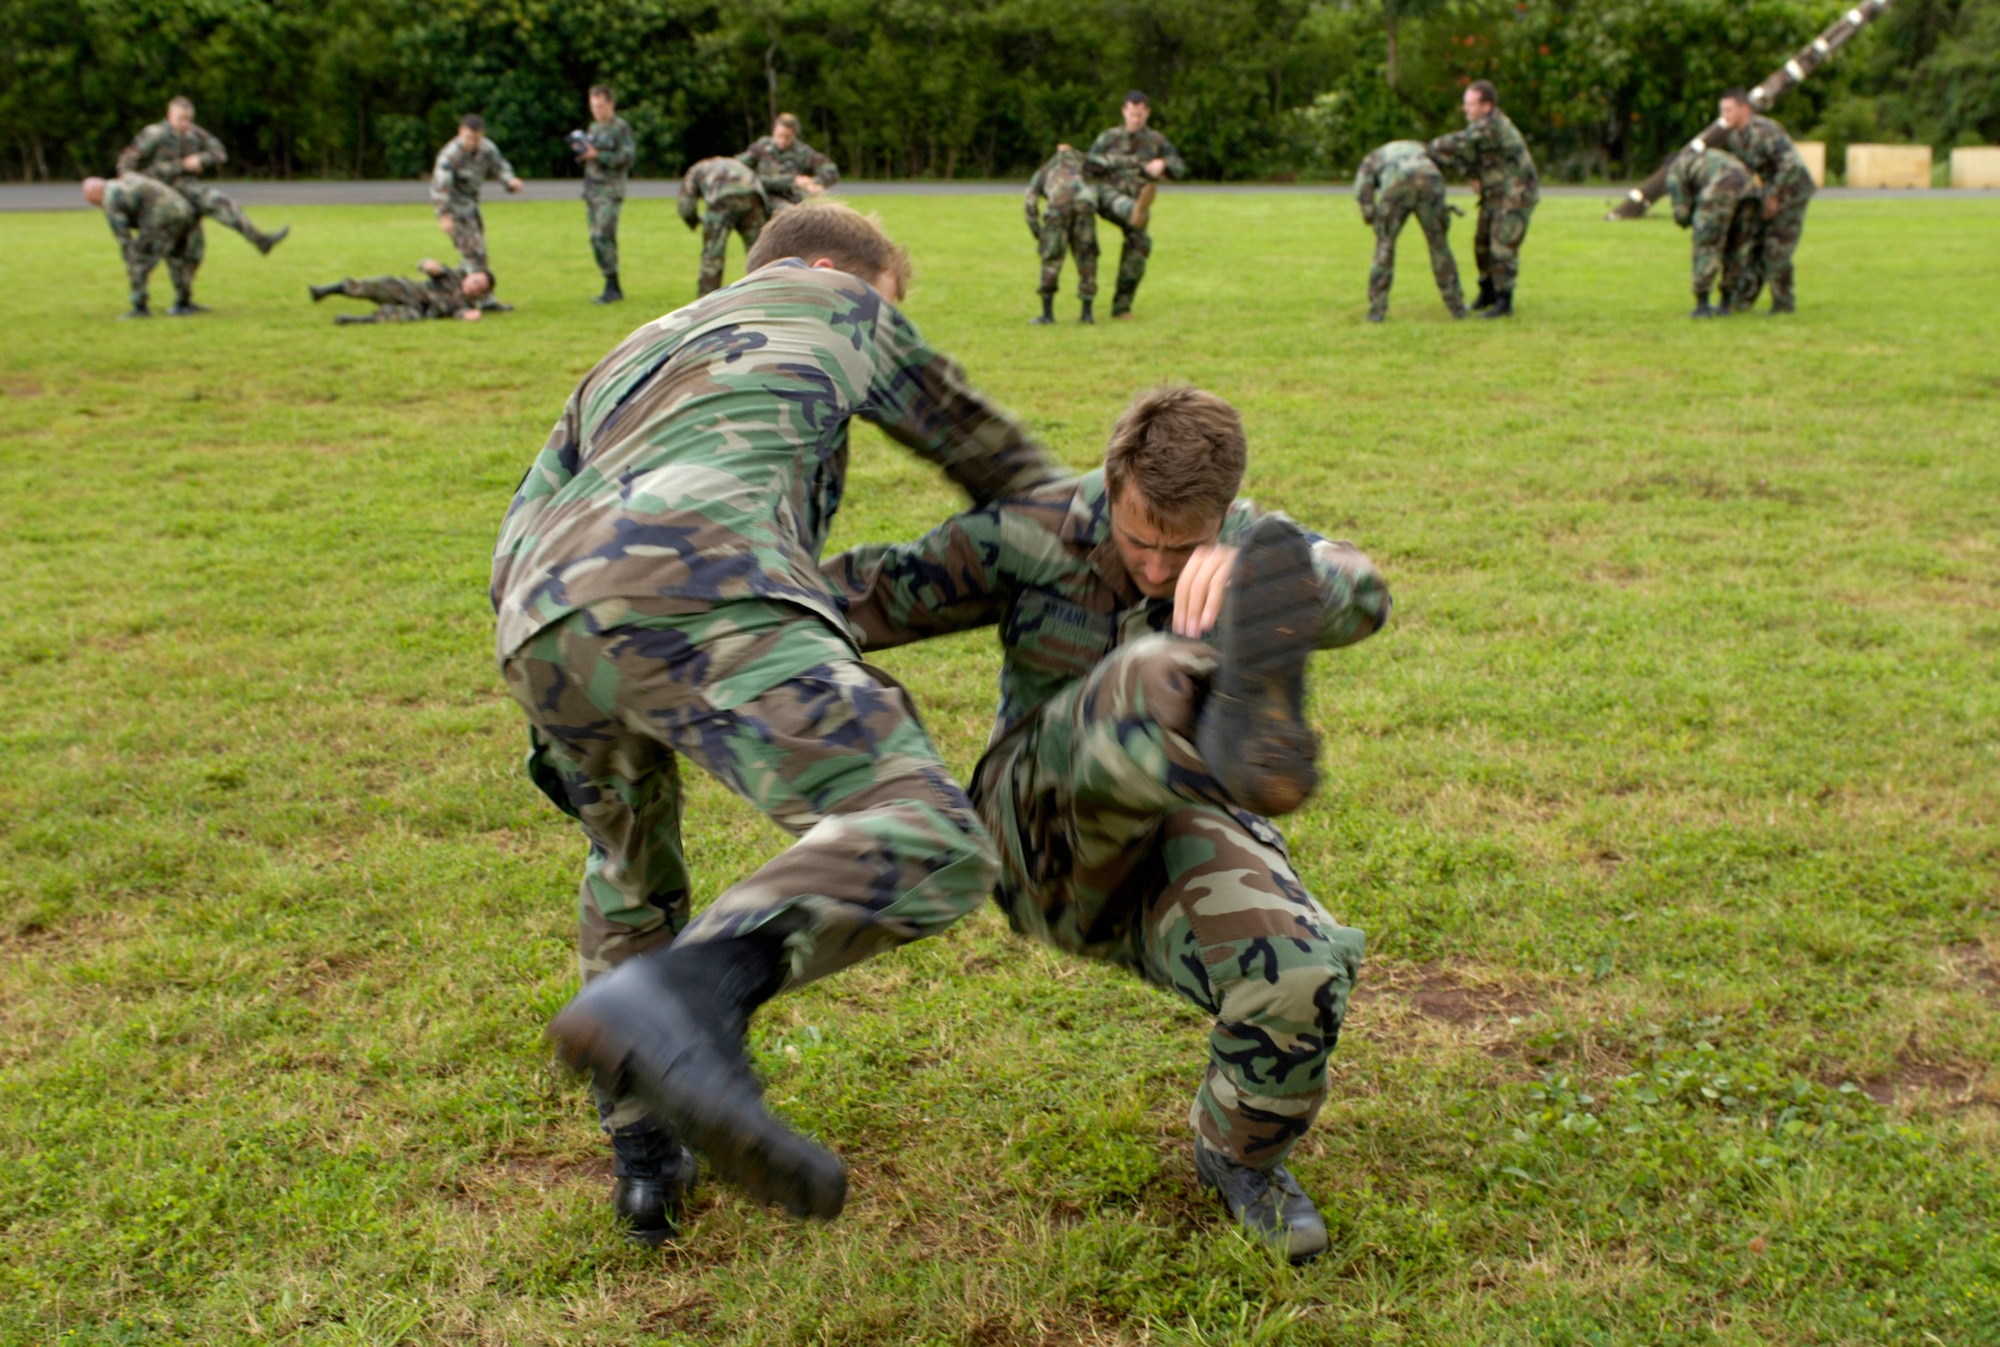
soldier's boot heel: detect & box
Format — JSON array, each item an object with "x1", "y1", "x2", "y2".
[
  {"x1": 594, "y1": 273, "x2": 624, "y2": 305},
  {"x1": 1031, "y1": 294, "x2": 1054, "y2": 325},
  {"x1": 1690, "y1": 294, "x2": 1718, "y2": 319},
  {"x1": 548, "y1": 936, "x2": 847, "y2": 1222},
  {"x1": 1194, "y1": 516, "x2": 1322, "y2": 819},
  {"x1": 1079, "y1": 300, "x2": 1094, "y2": 324},
  {"x1": 1476, "y1": 290, "x2": 1513, "y2": 319},
  {"x1": 309, "y1": 282, "x2": 345, "y2": 302}
]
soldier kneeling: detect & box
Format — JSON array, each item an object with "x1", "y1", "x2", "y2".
[{"x1": 309, "y1": 260, "x2": 494, "y2": 324}]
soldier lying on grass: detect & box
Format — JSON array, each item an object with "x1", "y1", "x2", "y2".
[
  {"x1": 308, "y1": 261, "x2": 493, "y2": 324},
  {"x1": 824, "y1": 386, "x2": 1391, "y2": 1262}
]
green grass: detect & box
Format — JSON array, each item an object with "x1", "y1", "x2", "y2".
[{"x1": 2, "y1": 190, "x2": 1997, "y2": 1345}]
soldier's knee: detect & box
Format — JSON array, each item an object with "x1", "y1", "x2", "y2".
[{"x1": 1095, "y1": 633, "x2": 1210, "y2": 734}]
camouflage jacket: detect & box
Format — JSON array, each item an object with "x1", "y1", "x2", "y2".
[
  {"x1": 406, "y1": 265, "x2": 476, "y2": 318},
  {"x1": 1025, "y1": 148, "x2": 1095, "y2": 231},
  {"x1": 1667, "y1": 148, "x2": 1756, "y2": 228},
  {"x1": 1354, "y1": 140, "x2": 1445, "y2": 226},
  {"x1": 1085, "y1": 126, "x2": 1187, "y2": 199},
  {"x1": 824, "y1": 469, "x2": 1391, "y2": 746},
  {"x1": 677, "y1": 157, "x2": 769, "y2": 226},
  {"x1": 117, "y1": 122, "x2": 227, "y2": 189},
  {"x1": 1429, "y1": 110, "x2": 1538, "y2": 205},
  {"x1": 1720, "y1": 114, "x2": 1816, "y2": 212},
  {"x1": 101, "y1": 173, "x2": 196, "y2": 246},
  {"x1": 431, "y1": 138, "x2": 517, "y2": 215},
  {"x1": 491, "y1": 261, "x2": 1068, "y2": 661},
  {"x1": 736, "y1": 136, "x2": 840, "y2": 203},
  {"x1": 583, "y1": 116, "x2": 637, "y2": 191}
]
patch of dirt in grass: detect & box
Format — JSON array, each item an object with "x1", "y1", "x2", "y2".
[
  {"x1": 448, "y1": 1151, "x2": 609, "y2": 1209},
  {"x1": 1945, "y1": 942, "x2": 2000, "y2": 996},
  {"x1": 1854, "y1": 1054, "x2": 1980, "y2": 1108},
  {"x1": 2, "y1": 379, "x2": 42, "y2": 397},
  {"x1": 1352, "y1": 964, "x2": 1543, "y2": 1057}
]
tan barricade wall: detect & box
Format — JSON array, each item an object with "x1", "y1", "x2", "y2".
[
  {"x1": 1845, "y1": 144, "x2": 1932, "y2": 188},
  {"x1": 1794, "y1": 142, "x2": 1827, "y2": 188},
  {"x1": 1950, "y1": 147, "x2": 2000, "y2": 189}
]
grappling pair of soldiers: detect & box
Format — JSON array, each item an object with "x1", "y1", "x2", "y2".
[{"x1": 495, "y1": 200, "x2": 1391, "y2": 1262}]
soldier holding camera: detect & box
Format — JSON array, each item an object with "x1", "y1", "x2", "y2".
[{"x1": 574, "y1": 85, "x2": 637, "y2": 304}]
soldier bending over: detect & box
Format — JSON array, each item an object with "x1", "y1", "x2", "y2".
[
  {"x1": 677, "y1": 157, "x2": 771, "y2": 295},
  {"x1": 118, "y1": 97, "x2": 288, "y2": 255},
  {"x1": 1666, "y1": 147, "x2": 1761, "y2": 318},
  {"x1": 83, "y1": 174, "x2": 204, "y2": 318},
  {"x1": 1025, "y1": 144, "x2": 1100, "y2": 324},
  {"x1": 825, "y1": 387, "x2": 1391, "y2": 1262},
  {"x1": 497, "y1": 203, "x2": 1069, "y2": 1243},
  {"x1": 309, "y1": 260, "x2": 494, "y2": 324},
  {"x1": 1354, "y1": 140, "x2": 1466, "y2": 322}
]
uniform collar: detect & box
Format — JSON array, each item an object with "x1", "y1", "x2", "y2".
[{"x1": 1062, "y1": 470, "x2": 1142, "y2": 601}]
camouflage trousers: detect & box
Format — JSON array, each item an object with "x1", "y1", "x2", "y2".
[
  {"x1": 125, "y1": 221, "x2": 203, "y2": 306},
  {"x1": 337, "y1": 275, "x2": 439, "y2": 323},
  {"x1": 699, "y1": 197, "x2": 771, "y2": 296},
  {"x1": 1036, "y1": 207, "x2": 1099, "y2": 301},
  {"x1": 974, "y1": 634, "x2": 1365, "y2": 1170},
  {"x1": 502, "y1": 599, "x2": 995, "y2": 1130},
  {"x1": 584, "y1": 184, "x2": 623, "y2": 277},
  {"x1": 441, "y1": 206, "x2": 489, "y2": 271},
  {"x1": 1096, "y1": 189, "x2": 1153, "y2": 312},
  {"x1": 1473, "y1": 189, "x2": 1537, "y2": 293},
  {"x1": 1691, "y1": 197, "x2": 1762, "y2": 302},
  {"x1": 174, "y1": 181, "x2": 257, "y2": 240},
  {"x1": 1369, "y1": 193, "x2": 1465, "y2": 319},
  {"x1": 1746, "y1": 196, "x2": 1809, "y2": 311}
]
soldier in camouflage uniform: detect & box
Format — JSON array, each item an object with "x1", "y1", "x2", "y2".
[
  {"x1": 1024, "y1": 144, "x2": 1099, "y2": 324},
  {"x1": 498, "y1": 203, "x2": 1071, "y2": 1242},
  {"x1": 578, "y1": 85, "x2": 638, "y2": 305},
  {"x1": 1718, "y1": 89, "x2": 1816, "y2": 314},
  {"x1": 432, "y1": 114, "x2": 523, "y2": 284},
  {"x1": 677, "y1": 157, "x2": 771, "y2": 296},
  {"x1": 1354, "y1": 140, "x2": 1466, "y2": 323},
  {"x1": 824, "y1": 386, "x2": 1390, "y2": 1262},
  {"x1": 307, "y1": 259, "x2": 494, "y2": 324},
  {"x1": 117, "y1": 96, "x2": 288, "y2": 255},
  {"x1": 82, "y1": 174, "x2": 203, "y2": 318},
  {"x1": 1666, "y1": 147, "x2": 1762, "y2": 319},
  {"x1": 1428, "y1": 81, "x2": 1538, "y2": 319},
  {"x1": 1086, "y1": 92, "x2": 1187, "y2": 318},
  {"x1": 737, "y1": 113, "x2": 840, "y2": 209}
]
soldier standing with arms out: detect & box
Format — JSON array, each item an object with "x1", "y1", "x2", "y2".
[
  {"x1": 1428, "y1": 80, "x2": 1538, "y2": 319},
  {"x1": 501, "y1": 203, "x2": 1071, "y2": 1243},
  {"x1": 308, "y1": 259, "x2": 495, "y2": 325},
  {"x1": 1024, "y1": 143, "x2": 1100, "y2": 325},
  {"x1": 1354, "y1": 140, "x2": 1466, "y2": 323},
  {"x1": 82, "y1": 174, "x2": 203, "y2": 318},
  {"x1": 824, "y1": 387, "x2": 1386, "y2": 1262},
  {"x1": 578, "y1": 85, "x2": 637, "y2": 305},
  {"x1": 118, "y1": 97, "x2": 289, "y2": 255},
  {"x1": 1666, "y1": 146, "x2": 1762, "y2": 319},
  {"x1": 677, "y1": 156, "x2": 772, "y2": 295},
  {"x1": 1717, "y1": 88, "x2": 1816, "y2": 314},
  {"x1": 432, "y1": 115, "x2": 522, "y2": 287},
  {"x1": 737, "y1": 113, "x2": 839, "y2": 209},
  {"x1": 1087, "y1": 92, "x2": 1187, "y2": 319}
]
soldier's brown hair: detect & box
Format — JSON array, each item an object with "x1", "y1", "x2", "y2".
[
  {"x1": 590, "y1": 84, "x2": 615, "y2": 102},
  {"x1": 1103, "y1": 387, "x2": 1247, "y2": 530},
  {"x1": 774, "y1": 112, "x2": 802, "y2": 133},
  {"x1": 460, "y1": 113, "x2": 485, "y2": 132},
  {"x1": 1720, "y1": 87, "x2": 1750, "y2": 105},
  {"x1": 744, "y1": 201, "x2": 913, "y2": 301},
  {"x1": 168, "y1": 96, "x2": 194, "y2": 113},
  {"x1": 1468, "y1": 80, "x2": 1498, "y2": 108}
]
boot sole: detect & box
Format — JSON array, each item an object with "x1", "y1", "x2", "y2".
[
  {"x1": 1131, "y1": 182, "x2": 1157, "y2": 230},
  {"x1": 549, "y1": 967, "x2": 847, "y2": 1221},
  {"x1": 1197, "y1": 516, "x2": 1321, "y2": 817}
]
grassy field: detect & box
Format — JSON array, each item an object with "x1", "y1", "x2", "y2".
[{"x1": 2, "y1": 189, "x2": 1998, "y2": 1346}]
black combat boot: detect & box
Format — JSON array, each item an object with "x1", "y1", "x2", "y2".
[
  {"x1": 1477, "y1": 290, "x2": 1513, "y2": 319},
  {"x1": 1030, "y1": 293, "x2": 1054, "y2": 325},
  {"x1": 334, "y1": 314, "x2": 373, "y2": 326},
  {"x1": 548, "y1": 930, "x2": 847, "y2": 1221},
  {"x1": 608, "y1": 1121, "x2": 699, "y2": 1247},
  {"x1": 1079, "y1": 299, "x2": 1094, "y2": 324},
  {"x1": 1769, "y1": 297, "x2": 1796, "y2": 315},
  {"x1": 1366, "y1": 307, "x2": 1385, "y2": 324},
  {"x1": 1193, "y1": 515, "x2": 1321, "y2": 818},
  {"x1": 1690, "y1": 293, "x2": 1718, "y2": 319},
  {"x1": 1472, "y1": 277, "x2": 1497, "y2": 311},
  {"x1": 309, "y1": 282, "x2": 346, "y2": 302},
  {"x1": 1194, "y1": 1140, "x2": 1329, "y2": 1265},
  {"x1": 168, "y1": 294, "x2": 210, "y2": 316},
  {"x1": 594, "y1": 272, "x2": 623, "y2": 305},
  {"x1": 121, "y1": 296, "x2": 152, "y2": 320},
  {"x1": 1110, "y1": 285, "x2": 1136, "y2": 319},
  {"x1": 252, "y1": 225, "x2": 290, "y2": 256}
]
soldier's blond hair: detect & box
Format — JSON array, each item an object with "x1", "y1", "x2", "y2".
[
  {"x1": 774, "y1": 112, "x2": 802, "y2": 133},
  {"x1": 1104, "y1": 387, "x2": 1247, "y2": 530},
  {"x1": 744, "y1": 201, "x2": 913, "y2": 301},
  {"x1": 168, "y1": 96, "x2": 194, "y2": 114}
]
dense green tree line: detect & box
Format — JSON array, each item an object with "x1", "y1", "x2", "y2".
[{"x1": 3, "y1": 0, "x2": 1994, "y2": 182}]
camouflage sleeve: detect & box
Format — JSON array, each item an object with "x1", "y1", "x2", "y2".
[
  {"x1": 430, "y1": 145, "x2": 455, "y2": 208},
  {"x1": 735, "y1": 141, "x2": 762, "y2": 170},
  {"x1": 598, "y1": 123, "x2": 636, "y2": 173},
  {"x1": 488, "y1": 142, "x2": 517, "y2": 183},
  {"x1": 194, "y1": 127, "x2": 227, "y2": 171},
  {"x1": 677, "y1": 168, "x2": 701, "y2": 228},
  {"x1": 103, "y1": 204, "x2": 132, "y2": 247},
  {"x1": 115, "y1": 133, "x2": 145, "y2": 176},
  {"x1": 1426, "y1": 124, "x2": 1478, "y2": 177},
  {"x1": 1085, "y1": 129, "x2": 1135, "y2": 174},
  {"x1": 1024, "y1": 166, "x2": 1045, "y2": 232},
  {"x1": 1354, "y1": 152, "x2": 1381, "y2": 223},
  {"x1": 807, "y1": 147, "x2": 840, "y2": 189},
  {"x1": 1158, "y1": 137, "x2": 1188, "y2": 179},
  {"x1": 1667, "y1": 159, "x2": 1695, "y2": 228},
  {"x1": 823, "y1": 504, "x2": 1011, "y2": 650},
  {"x1": 1223, "y1": 502, "x2": 1392, "y2": 649},
  {"x1": 860, "y1": 307, "x2": 1070, "y2": 507}
]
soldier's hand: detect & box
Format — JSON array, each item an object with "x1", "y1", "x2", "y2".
[
  {"x1": 1145, "y1": 157, "x2": 1167, "y2": 179},
  {"x1": 796, "y1": 175, "x2": 825, "y2": 197},
  {"x1": 582, "y1": 144, "x2": 599, "y2": 161},
  {"x1": 1173, "y1": 543, "x2": 1241, "y2": 640},
  {"x1": 460, "y1": 308, "x2": 483, "y2": 322},
  {"x1": 437, "y1": 214, "x2": 457, "y2": 235},
  {"x1": 1764, "y1": 196, "x2": 1778, "y2": 220},
  {"x1": 506, "y1": 177, "x2": 524, "y2": 192},
  {"x1": 181, "y1": 154, "x2": 203, "y2": 173}
]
